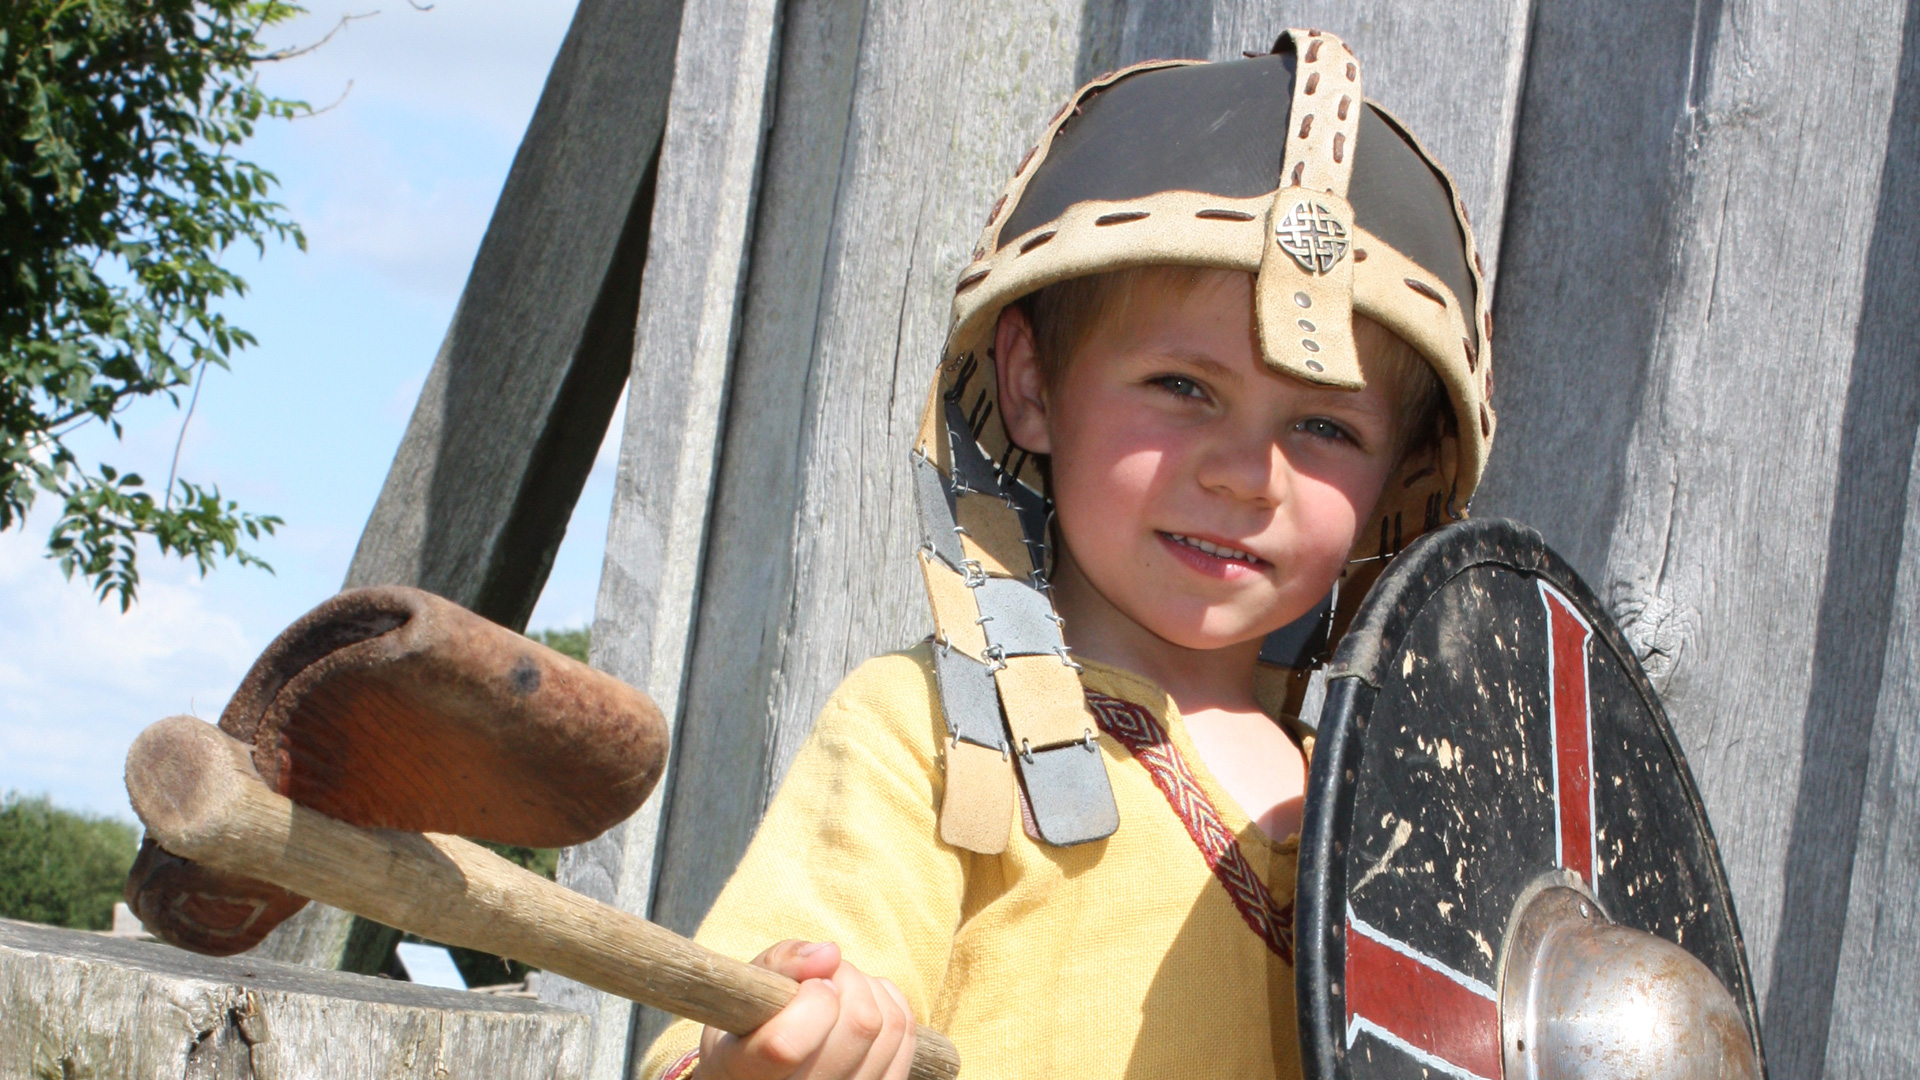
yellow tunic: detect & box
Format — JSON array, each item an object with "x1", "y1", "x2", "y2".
[{"x1": 639, "y1": 644, "x2": 1304, "y2": 1080}]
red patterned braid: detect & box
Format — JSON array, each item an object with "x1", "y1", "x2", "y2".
[
  {"x1": 1087, "y1": 692, "x2": 1296, "y2": 963},
  {"x1": 660, "y1": 1048, "x2": 701, "y2": 1080}
]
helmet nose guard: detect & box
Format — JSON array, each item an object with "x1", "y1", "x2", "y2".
[{"x1": 916, "y1": 30, "x2": 1494, "y2": 855}]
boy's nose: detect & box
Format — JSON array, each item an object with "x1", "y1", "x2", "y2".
[{"x1": 1194, "y1": 436, "x2": 1284, "y2": 507}]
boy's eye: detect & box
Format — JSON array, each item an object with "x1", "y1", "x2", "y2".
[
  {"x1": 1151, "y1": 375, "x2": 1207, "y2": 401},
  {"x1": 1297, "y1": 416, "x2": 1353, "y2": 444}
]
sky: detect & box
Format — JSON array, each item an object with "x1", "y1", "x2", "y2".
[{"x1": 0, "y1": 0, "x2": 615, "y2": 821}]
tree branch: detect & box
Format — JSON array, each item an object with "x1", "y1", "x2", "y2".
[{"x1": 252, "y1": 10, "x2": 378, "y2": 63}]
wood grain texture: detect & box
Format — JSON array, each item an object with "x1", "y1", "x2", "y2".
[
  {"x1": 0, "y1": 918, "x2": 585, "y2": 1080},
  {"x1": 256, "y1": 0, "x2": 682, "y2": 975},
  {"x1": 1479, "y1": 0, "x2": 1920, "y2": 1073},
  {"x1": 1817, "y1": 7, "x2": 1920, "y2": 1073},
  {"x1": 1822, "y1": 435, "x2": 1920, "y2": 1077},
  {"x1": 641, "y1": 0, "x2": 868, "y2": 958},
  {"x1": 552, "y1": 0, "x2": 784, "y2": 1073}
]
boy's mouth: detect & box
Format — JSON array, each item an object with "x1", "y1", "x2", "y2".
[{"x1": 1159, "y1": 532, "x2": 1266, "y2": 567}]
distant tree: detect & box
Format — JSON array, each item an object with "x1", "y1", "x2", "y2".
[
  {"x1": 0, "y1": 793, "x2": 139, "y2": 930},
  {"x1": 1, "y1": 0, "x2": 311, "y2": 609},
  {"x1": 533, "y1": 626, "x2": 590, "y2": 664}
]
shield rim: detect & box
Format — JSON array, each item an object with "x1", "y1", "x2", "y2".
[{"x1": 1293, "y1": 517, "x2": 1765, "y2": 1079}]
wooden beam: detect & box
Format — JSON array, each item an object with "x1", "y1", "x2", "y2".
[
  {"x1": 1813, "y1": 12, "x2": 1920, "y2": 1071},
  {"x1": 251, "y1": 0, "x2": 684, "y2": 974},
  {"x1": 545, "y1": 0, "x2": 784, "y2": 1075},
  {"x1": 346, "y1": 0, "x2": 677, "y2": 629},
  {"x1": 1480, "y1": 0, "x2": 1920, "y2": 1072},
  {"x1": 1823, "y1": 431, "x2": 1920, "y2": 1075},
  {"x1": 0, "y1": 918, "x2": 586, "y2": 1077}
]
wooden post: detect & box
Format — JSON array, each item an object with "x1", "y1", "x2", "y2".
[
  {"x1": 1479, "y1": 0, "x2": 1920, "y2": 1073},
  {"x1": 0, "y1": 918, "x2": 587, "y2": 1078},
  {"x1": 544, "y1": 0, "x2": 784, "y2": 1075},
  {"x1": 250, "y1": 0, "x2": 685, "y2": 973}
]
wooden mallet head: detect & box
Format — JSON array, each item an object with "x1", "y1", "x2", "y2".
[{"x1": 125, "y1": 586, "x2": 667, "y2": 955}]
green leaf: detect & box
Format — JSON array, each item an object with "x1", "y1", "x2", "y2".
[{"x1": 2, "y1": 0, "x2": 309, "y2": 606}]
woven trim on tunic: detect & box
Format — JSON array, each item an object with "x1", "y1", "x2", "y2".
[
  {"x1": 661, "y1": 1048, "x2": 701, "y2": 1080},
  {"x1": 1087, "y1": 692, "x2": 1296, "y2": 963}
]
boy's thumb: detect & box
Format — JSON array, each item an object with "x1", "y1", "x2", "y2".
[{"x1": 755, "y1": 938, "x2": 842, "y2": 982}]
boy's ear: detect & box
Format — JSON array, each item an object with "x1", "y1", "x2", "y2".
[{"x1": 994, "y1": 305, "x2": 1053, "y2": 456}]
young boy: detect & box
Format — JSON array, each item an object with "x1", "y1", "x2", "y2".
[{"x1": 642, "y1": 29, "x2": 1492, "y2": 1080}]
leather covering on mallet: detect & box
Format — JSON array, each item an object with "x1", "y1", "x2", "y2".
[{"x1": 126, "y1": 586, "x2": 667, "y2": 956}]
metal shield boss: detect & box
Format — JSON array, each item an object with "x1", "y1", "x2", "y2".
[{"x1": 1296, "y1": 520, "x2": 1766, "y2": 1080}]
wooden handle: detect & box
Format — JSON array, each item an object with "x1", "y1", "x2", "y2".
[{"x1": 126, "y1": 715, "x2": 961, "y2": 1080}]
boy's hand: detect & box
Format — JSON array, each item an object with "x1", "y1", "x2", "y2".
[{"x1": 693, "y1": 940, "x2": 917, "y2": 1080}]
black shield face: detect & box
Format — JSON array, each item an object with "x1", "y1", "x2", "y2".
[{"x1": 1295, "y1": 520, "x2": 1763, "y2": 1080}]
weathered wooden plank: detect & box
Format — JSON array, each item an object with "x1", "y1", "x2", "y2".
[
  {"x1": 251, "y1": 0, "x2": 683, "y2": 974},
  {"x1": 639, "y1": 0, "x2": 869, "y2": 944},
  {"x1": 0, "y1": 918, "x2": 586, "y2": 1079},
  {"x1": 1478, "y1": 0, "x2": 1919, "y2": 1073},
  {"x1": 545, "y1": 0, "x2": 784, "y2": 1074},
  {"x1": 1818, "y1": 11, "x2": 1920, "y2": 1074},
  {"x1": 1823, "y1": 439, "x2": 1920, "y2": 1076},
  {"x1": 1470, "y1": 0, "x2": 1722, "y2": 577}
]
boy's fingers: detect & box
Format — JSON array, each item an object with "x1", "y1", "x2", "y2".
[
  {"x1": 707, "y1": 978, "x2": 841, "y2": 1080},
  {"x1": 845, "y1": 972, "x2": 911, "y2": 1080},
  {"x1": 753, "y1": 939, "x2": 843, "y2": 984},
  {"x1": 875, "y1": 979, "x2": 918, "y2": 1080},
  {"x1": 797, "y1": 967, "x2": 899, "y2": 1080}
]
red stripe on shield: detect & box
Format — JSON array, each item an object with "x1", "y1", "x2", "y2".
[
  {"x1": 1541, "y1": 582, "x2": 1597, "y2": 886},
  {"x1": 1345, "y1": 909, "x2": 1501, "y2": 1080}
]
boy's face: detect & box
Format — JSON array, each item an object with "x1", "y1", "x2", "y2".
[{"x1": 996, "y1": 270, "x2": 1402, "y2": 652}]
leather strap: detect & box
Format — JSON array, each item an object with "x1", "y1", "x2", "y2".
[{"x1": 1257, "y1": 29, "x2": 1365, "y2": 390}]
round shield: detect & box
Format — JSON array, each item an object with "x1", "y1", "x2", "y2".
[{"x1": 1296, "y1": 519, "x2": 1765, "y2": 1080}]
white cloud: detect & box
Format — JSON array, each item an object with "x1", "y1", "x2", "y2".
[{"x1": 0, "y1": 521, "x2": 257, "y2": 821}]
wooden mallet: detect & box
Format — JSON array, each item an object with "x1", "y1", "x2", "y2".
[
  {"x1": 124, "y1": 586, "x2": 672, "y2": 955},
  {"x1": 122, "y1": 589, "x2": 960, "y2": 1080}
]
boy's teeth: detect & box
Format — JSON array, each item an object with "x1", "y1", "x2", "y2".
[{"x1": 1169, "y1": 533, "x2": 1255, "y2": 563}]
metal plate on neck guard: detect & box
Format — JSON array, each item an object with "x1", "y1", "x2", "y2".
[{"x1": 1295, "y1": 519, "x2": 1765, "y2": 1080}]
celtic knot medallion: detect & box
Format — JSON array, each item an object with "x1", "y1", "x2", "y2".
[{"x1": 1274, "y1": 200, "x2": 1349, "y2": 274}]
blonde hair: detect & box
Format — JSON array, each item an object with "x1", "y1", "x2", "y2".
[{"x1": 1013, "y1": 266, "x2": 1444, "y2": 458}]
